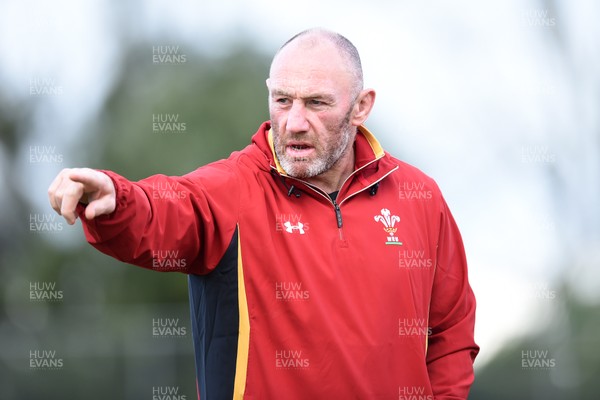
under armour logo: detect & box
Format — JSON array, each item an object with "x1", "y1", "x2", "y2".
[
  {"x1": 276, "y1": 214, "x2": 309, "y2": 234},
  {"x1": 284, "y1": 221, "x2": 306, "y2": 234}
]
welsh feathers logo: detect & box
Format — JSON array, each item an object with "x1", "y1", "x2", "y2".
[{"x1": 374, "y1": 208, "x2": 403, "y2": 245}]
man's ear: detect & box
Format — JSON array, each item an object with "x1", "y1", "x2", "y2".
[{"x1": 350, "y1": 89, "x2": 376, "y2": 126}]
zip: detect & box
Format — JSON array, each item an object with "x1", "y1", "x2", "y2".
[{"x1": 332, "y1": 199, "x2": 343, "y2": 228}]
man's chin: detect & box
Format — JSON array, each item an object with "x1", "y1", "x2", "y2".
[
  {"x1": 282, "y1": 160, "x2": 317, "y2": 179},
  {"x1": 285, "y1": 167, "x2": 311, "y2": 179}
]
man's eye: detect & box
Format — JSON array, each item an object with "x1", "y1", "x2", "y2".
[
  {"x1": 275, "y1": 98, "x2": 290, "y2": 105},
  {"x1": 308, "y1": 99, "x2": 325, "y2": 106}
]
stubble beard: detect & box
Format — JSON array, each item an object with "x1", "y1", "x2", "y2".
[{"x1": 272, "y1": 109, "x2": 356, "y2": 179}]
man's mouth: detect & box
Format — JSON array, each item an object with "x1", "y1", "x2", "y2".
[{"x1": 286, "y1": 143, "x2": 314, "y2": 158}]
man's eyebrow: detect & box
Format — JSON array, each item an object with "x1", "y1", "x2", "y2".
[
  {"x1": 270, "y1": 89, "x2": 335, "y2": 102},
  {"x1": 307, "y1": 94, "x2": 335, "y2": 102},
  {"x1": 270, "y1": 89, "x2": 292, "y2": 97}
]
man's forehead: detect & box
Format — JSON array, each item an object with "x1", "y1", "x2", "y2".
[
  {"x1": 271, "y1": 38, "x2": 352, "y2": 78},
  {"x1": 268, "y1": 76, "x2": 338, "y2": 98},
  {"x1": 269, "y1": 63, "x2": 353, "y2": 97}
]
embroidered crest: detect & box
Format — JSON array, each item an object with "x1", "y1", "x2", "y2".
[{"x1": 374, "y1": 208, "x2": 403, "y2": 245}]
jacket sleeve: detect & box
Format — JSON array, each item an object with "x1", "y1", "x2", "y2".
[
  {"x1": 78, "y1": 160, "x2": 241, "y2": 275},
  {"x1": 426, "y1": 197, "x2": 479, "y2": 399}
]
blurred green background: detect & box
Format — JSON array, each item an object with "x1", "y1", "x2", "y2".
[{"x1": 1, "y1": 0, "x2": 599, "y2": 399}]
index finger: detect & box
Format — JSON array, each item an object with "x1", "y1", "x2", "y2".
[
  {"x1": 67, "y1": 168, "x2": 105, "y2": 192},
  {"x1": 59, "y1": 180, "x2": 85, "y2": 225},
  {"x1": 48, "y1": 170, "x2": 66, "y2": 214}
]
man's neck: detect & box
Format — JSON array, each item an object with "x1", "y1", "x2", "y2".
[{"x1": 305, "y1": 150, "x2": 355, "y2": 195}]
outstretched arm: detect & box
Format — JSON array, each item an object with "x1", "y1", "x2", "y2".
[{"x1": 47, "y1": 163, "x2": 241, "y2": 275}]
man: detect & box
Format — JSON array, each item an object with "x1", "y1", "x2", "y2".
[{"x1": 48, "y1": 29, "x2": 479, "y2": 399}]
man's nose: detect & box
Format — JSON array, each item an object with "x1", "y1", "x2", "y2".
[{"x1": 286, "y1": 101, "x2": 310, "y2": 133}]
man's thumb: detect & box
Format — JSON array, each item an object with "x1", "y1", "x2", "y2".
[{"x1": 84, "y1": 198, "x2": 115, "y2": 220}]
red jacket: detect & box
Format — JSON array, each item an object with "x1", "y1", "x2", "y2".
[{"x1": 80, "y1": 122, "x2": 478, "y2": 399}]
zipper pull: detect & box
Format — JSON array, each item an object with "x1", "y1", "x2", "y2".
[{"x1": 333, "y1": 200, "x2": 343, "y2": 228}]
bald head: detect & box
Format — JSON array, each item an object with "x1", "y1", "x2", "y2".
[{"x1": 270, "y1": 29, "x2": 364, "y2": 97}]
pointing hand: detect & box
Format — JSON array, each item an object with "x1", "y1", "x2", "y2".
[{"x1": 48, "y1": 168, "x2": 116, "y2": 225}]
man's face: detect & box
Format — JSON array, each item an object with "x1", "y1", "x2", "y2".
[{"x1": 267, "y1": 41, "x2": 359, "y2": 179}]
